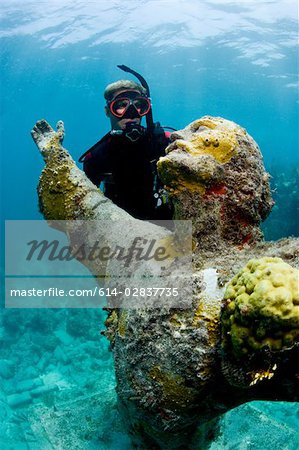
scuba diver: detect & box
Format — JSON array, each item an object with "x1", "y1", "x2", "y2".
[{"x1": 79, "y1": 65, "x2": 173, "y2": 220}]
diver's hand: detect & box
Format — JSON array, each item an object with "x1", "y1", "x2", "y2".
[{"x1": 31, "y1": 119, "x2": 65, "y2": 154}]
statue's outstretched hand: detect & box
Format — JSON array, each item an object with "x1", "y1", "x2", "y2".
[{"x1": 31, "y1": 119, "x2": 65, "y2": 156}]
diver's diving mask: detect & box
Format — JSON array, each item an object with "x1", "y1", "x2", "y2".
[{"x1": 108, "y1": 91, "x2": 151, "y2": 118}]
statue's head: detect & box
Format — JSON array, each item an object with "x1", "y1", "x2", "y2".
[{"x1": 158, "y1": 116, "x2": 274, "y2": 249}]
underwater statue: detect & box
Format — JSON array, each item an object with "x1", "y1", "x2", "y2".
[{"x1": 32, "y1": 116, "x2": 299, "y2": 449}]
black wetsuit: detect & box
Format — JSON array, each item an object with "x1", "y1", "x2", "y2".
[{"x1": 81, "y1": 128, "x2": 171, "y2": 220}]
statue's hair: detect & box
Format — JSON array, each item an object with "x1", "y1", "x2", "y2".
[{"x1": 104, "y1": 80, "x2": 147, "y2": 101}]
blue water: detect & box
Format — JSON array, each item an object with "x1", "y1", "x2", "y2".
[{"x1": 0, "y1": 1, "x2": 298, "y2": 448}]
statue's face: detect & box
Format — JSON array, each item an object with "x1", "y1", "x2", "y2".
[
  {"x1": 157, "y1": 116, "x2": 242, "y2": 193},
  {"x1": 157, "y1": 115, "x2": 273, "y2": 226},
  {"x1": 166, "y1": 116, "x2": 242, "y2": 163}
]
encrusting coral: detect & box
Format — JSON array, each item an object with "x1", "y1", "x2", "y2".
[{"x1": 31, "y1": 117, "x2": 299, "y2": 449}]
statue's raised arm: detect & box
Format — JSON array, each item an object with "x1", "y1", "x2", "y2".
[{"x1": 31, "y1": 119, "x2": 131, "y2": 221}]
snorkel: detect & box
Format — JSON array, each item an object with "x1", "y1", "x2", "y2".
[{"x1": 117, "y1": 65, "x2": 155, "y2": 133}]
